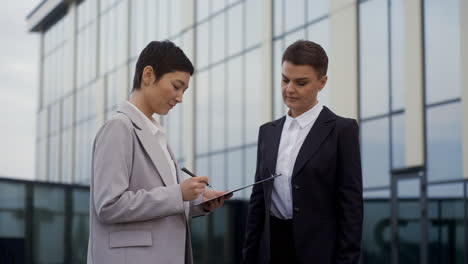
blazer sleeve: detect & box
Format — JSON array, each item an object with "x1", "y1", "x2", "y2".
[
  {"x1": 335, "y1": 119, "x2": 364, "y2": 264},
  {"x1": 92, "y1": 119, "x2": 185, "y2": 224},
  {"x1": 242, "y1": 126, "x2": 266, "y2": 264}
]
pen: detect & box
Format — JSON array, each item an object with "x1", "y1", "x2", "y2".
[{"x1": 181, "y1": 167, "x2": 212, "y2": 187}]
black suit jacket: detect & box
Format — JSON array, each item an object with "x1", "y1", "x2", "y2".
[{"x1": 242, "y1": 106, "x2": 363, "y2": 264}]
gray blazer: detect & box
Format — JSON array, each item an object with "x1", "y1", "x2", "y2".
[{"x1": 87, "y1": 102, "x2": 206, "y2": 264}]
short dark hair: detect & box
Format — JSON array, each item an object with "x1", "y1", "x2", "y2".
[
  {"x1": 282, "y1": 40, "x2": 328, "y2": 78},
  {"x1": 132, "y1": 41, "x2": 194, "y2": 91}
]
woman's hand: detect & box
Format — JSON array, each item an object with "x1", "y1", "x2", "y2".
[{"x1": 201, "y1": 189, "x2": 233, "y2": 212}]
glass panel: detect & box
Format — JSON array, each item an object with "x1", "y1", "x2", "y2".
[
  {"x1": 196, "y1": 22, "x2": 210, "y2": 69},
  {"x1": 361, "y1": 192, "x2": 391, "y2": 264},
  {"x1": 307, "y1": 0, "x2": 328, "y2": 22},
  {"x1": 227, "y1": 149, "x2": 243, "y2": 199},
  {"x1": 273, "y1": 0, "x2": 283, "y2": 37},
  {"x1": 284, "y1": 0, "x2": 305, "y2": 33},
  {"x1": 245, "y1": 0, "x2": 262, "y2": 48},
  {"x1": 211, "y1": 13, "x2": 226, "y2": 64},
  {"x1": 245, "y1": 48, "x2": 261, "y2": 144},
  {"x1": 397, "y1": 178, "x2": 420, "y2": 264},
  {"x1": 428, "y1": 183, "x2": 464, "y2": 264},
  {"x1": 227, "y1": 3, "x2": 243, "y2": 56},
  {"x1": 211, "y1": 0, "x2": 225, "y2": 14},
  {"x1": 33, "y1": 185, "x2": 65, "y2": 264},
  {"x1": 227, "y1": 56, "x2": 243, "y2": 148},
  {"x1": 0, "y1": 182, "x2": 25, "y2": 238},
  {"x1": 196, "y1": 71, "x2": 210, "y2": 155},
  {"x1": 210, "y1": 153, "x2": 226, "y2": 190},
  {"x1": 284, "y1": 29, "x2": 305, "y2": 49},
  {"x1": 71, "y1": 189, "x2": 90, "y2": 264},
  {"x1": 361, "y1": 118, "x2": 390, "y2": 188},
  {"x1": 195, "y1": 156, "x2": 210, "y2": 176},
  {"x1": 424, "y1": 0, "x2": 461, "y2": 104},
  {"x1": 392, "y1": 113, "x2": 405, "y2": 169},
  {"x1": 211, "y1": 65, "x2": 225, "y2": 152},
  {"x1": 359, "y1": 0, "x2": 389, "y2": 119},
  {"x1": 190, "y1": 214, "x2": 208, "y2": 263},
  {"x1": 426, "y1": 103, "x2": 462, "y2": 181},
  {"x1": 197, "y1": 0, "x2": 210, "y2": 22},
  {"x1": 243, "y1": 145, "x2": 257, "y2": 199}
]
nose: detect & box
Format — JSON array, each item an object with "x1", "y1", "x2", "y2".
[
  {"x1": 175, "y1": 90, "x2": 183, "y2": 103},
  {"x1": 285, "y1": 82, "x2": 295, "y2": 93}
]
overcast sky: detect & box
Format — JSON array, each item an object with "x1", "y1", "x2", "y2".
[{"x1": 0, "y1": 0, "x2": 40, "y2": 180}]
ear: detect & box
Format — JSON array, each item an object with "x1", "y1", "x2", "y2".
[
  {"x1": 142, "y1": 66, "x2": 155, "y2": 86},
  {"x1": 318, "y1": 75, "x2": 328, "y2": 91}
]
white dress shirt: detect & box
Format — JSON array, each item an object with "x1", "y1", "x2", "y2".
[
  {"x1": 270, "y1": 102, "x2": 323, "y2": 219},
  {"x1": 127, "y1": 101, "x2": 178, "y2": 185}
]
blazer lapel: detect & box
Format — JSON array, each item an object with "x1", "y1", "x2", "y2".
[
  {"x1": 292, "y1": 106, "x2": 336, "y2": 178},
  {"x1": 266, "y1": 117, "x2": 286, "y2": 176},
  {"x1": 117, "y1": 103, "x2": 175, "y2": 186}
]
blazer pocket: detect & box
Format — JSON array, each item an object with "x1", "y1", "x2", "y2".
[{"x1": 109, "y1": 230, "x2": 153, "y2": 248}]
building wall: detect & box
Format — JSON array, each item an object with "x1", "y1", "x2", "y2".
[{"x1": 23, "y1": 0, "x2": 468, "y2": 263}]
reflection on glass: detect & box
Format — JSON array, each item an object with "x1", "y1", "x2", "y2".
[
  {"x1": 359, "y1": 0, "x2": 389, "y2": 119},
  {"x1": 33, "y1": 186, "x2": 65, "y2": 264},
  {"x1": 428, "y1": 183, "x2": 465, "y2": 264},
  {"x1": 397, "y1": 178, "x2": 420, "y2": 264},
  {"x1": 426, "y1": 103, "x2": 462, "y2": 181},
  {"x1": 0, "y1": 182, "x2": 25, "y2": 238},
  {"x1": 424, "y1": 0, "x2": 461, "y2": 104},
  {"x1": 71, "y1": 189, "x2": 89, "y2": 264},
  {"x1": 361, "y1": 199, "x2": 391, "y2": 264},
  {"x1": 361, "y1": 118, "x2": 390, "y2": 188}
]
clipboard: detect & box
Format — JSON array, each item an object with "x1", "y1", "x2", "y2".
[{"x1": 194, "y1": 173, "x2": 282, "y2": 206}]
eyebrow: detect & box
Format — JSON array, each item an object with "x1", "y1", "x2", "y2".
[
  {"x1": 174, "y1": 80, "x2": 186, "y2": 87},
  {"x1": 281, "y1": 74, "x2": 309, "y2": 82}
]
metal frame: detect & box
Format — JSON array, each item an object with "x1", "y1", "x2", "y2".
[{"x1": 390, "y1": 166, "x2": 427, "y2": 264}]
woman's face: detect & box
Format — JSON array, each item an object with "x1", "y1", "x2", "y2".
[{"x1": 142, "y1": 67, "x2": 190, "y2": 115}]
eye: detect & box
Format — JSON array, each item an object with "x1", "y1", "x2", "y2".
[
  {"x1": 282, "y1": 78, "x2": 289, "y2": 83},
  {"x1": 297, "y1": 82, "x2": 307, "y2": 86},
  {"x1": 173, "y1": 84, "x2": 181, "y2": 90}
]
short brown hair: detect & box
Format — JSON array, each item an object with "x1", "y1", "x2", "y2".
[{"x1": 282, "y1": 40, "x2": 328, "y2": 78}]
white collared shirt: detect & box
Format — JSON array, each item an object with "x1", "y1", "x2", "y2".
[
  {"x1": 270, "y1": 102, "x2": 323, "y2": 219},
  {"x1": 126, "y1": 101, "x2": 178, "y2": 185}
]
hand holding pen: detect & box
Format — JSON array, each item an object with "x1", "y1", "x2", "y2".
[{"x1": 181, "y1": 167, "x2": 212, "y2": 187}]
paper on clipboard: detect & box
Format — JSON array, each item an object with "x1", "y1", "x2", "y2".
[{"x1": 194, "y1": 173, "x2": 283, "y2": 206}]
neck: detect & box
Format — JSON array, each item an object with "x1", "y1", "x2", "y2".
[
  {"x1": 129, "y1": 91, "x2": 154, "y2": 120},
  {"x1": 289, "y1": 100, "x2": 318, "y2": 118}
]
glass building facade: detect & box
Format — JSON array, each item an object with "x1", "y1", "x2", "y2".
[{"x1": 15, "y1": 0, "x2": 468, "y2": 263}]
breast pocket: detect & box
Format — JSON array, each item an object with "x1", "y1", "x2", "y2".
[{"x1": 109, "y1": 230, "x2": 153, "y2": 248}]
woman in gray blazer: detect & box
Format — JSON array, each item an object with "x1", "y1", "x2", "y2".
[{"x1": 87, "y1": 41, "x2": 230, "y2": 264}]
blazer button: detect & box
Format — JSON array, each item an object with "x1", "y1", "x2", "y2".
[
  {"x1": 294, "y1": 207, "x2": 300, "y2": 213},
  {"x1": 293, "y1": 184, "x2": 300, "y2": 190}
]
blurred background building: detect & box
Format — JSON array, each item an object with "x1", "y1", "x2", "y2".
[{"x1": 0, "y1": 0, "x2": 466, "y2": 263}]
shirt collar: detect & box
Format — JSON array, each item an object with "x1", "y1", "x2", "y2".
[
  {"x1": 126, "y1": 101, "x2": 165, "y2": 135},
  {"x1": 285, "y1": 102, "x2": 323, "y2": 129}
]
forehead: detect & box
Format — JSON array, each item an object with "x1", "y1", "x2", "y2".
[
  {"x1": 163, "y1": 71, "x2": 190, "y2": 83},
  {"x1": 281, "y1": 61, "x2": 318, "y2": 79}
]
